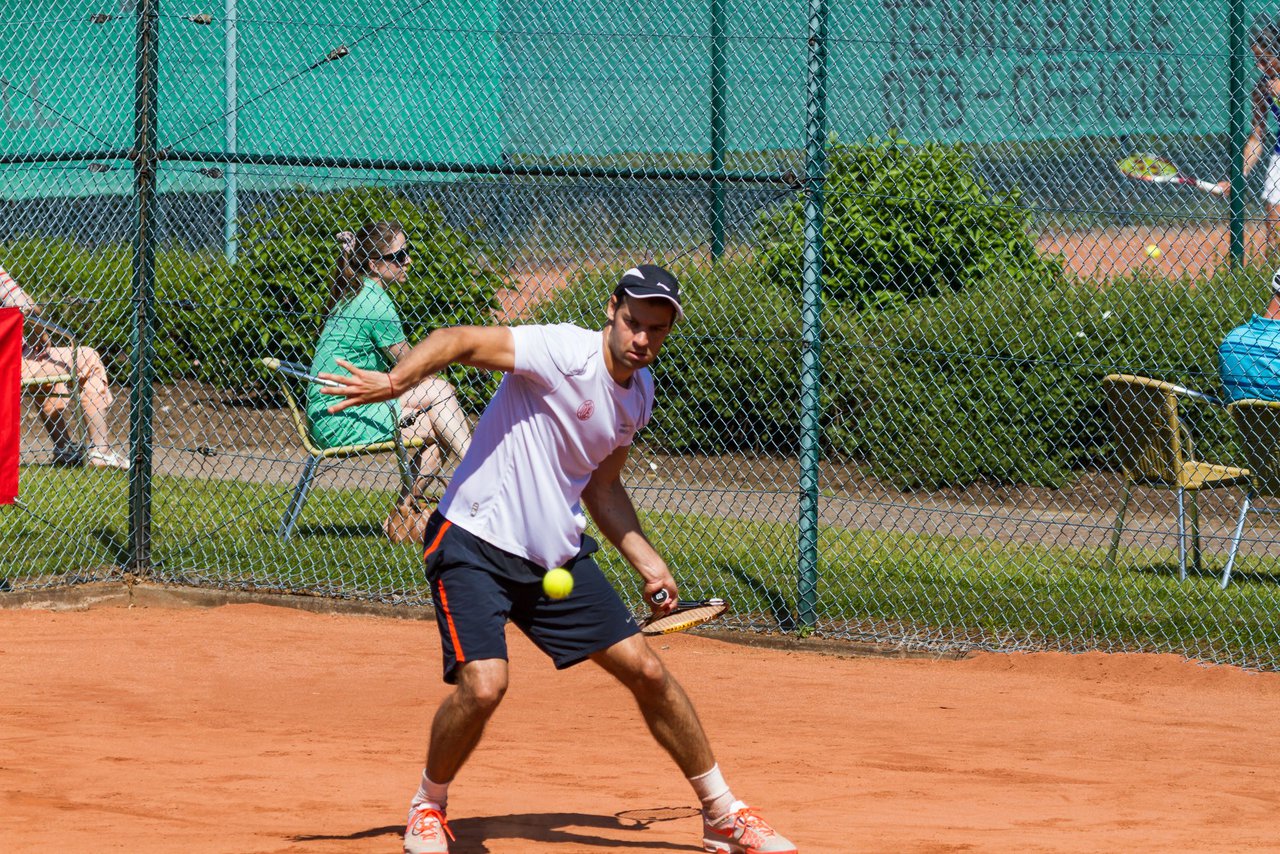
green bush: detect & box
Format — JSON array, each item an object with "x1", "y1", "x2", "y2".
[
  {"x1": 0, "y1": 237, "x2": 228, "y2": 380},
  {"x1": 2, "y1": 186, "x2": 502, "y2": 408},
  {"x1": 532, "y1": 254, "x2": 1262, "y2": 489},
  {"x1": 832, "y1": 266, "x2": 1261, "y2": 489},
  {"x1": 7, "y1": 182, "x2": 1260, "y2": 494},
  {"x1": 185, "y1": 186, "x2": 503, "y2": 410},
  {"x1": 756, "y1": 137, "x2": 1064, "y2": 309}
]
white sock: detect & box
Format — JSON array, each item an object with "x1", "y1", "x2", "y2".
[
  {"x1": 412, "y1": 770, "x2": 449, "y2": 812},
  {"x1": 688, "y1": 764, "x2": 737, "y2": 821}
]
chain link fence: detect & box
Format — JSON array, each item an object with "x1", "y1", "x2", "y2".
[{"x1": 5, "y1": 0, "x2": 1280, "y2": 668}]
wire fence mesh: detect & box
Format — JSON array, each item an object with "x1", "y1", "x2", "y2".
[{"x1": 6, "y1": 0, "x2": 1280, "y2": 669}]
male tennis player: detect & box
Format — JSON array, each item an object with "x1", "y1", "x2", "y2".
[
  {"x1": 321, "y1": 265, "x2": 797, "y2": 854},
  {"x1": 1217, "y1": 20, "x2": 1280, "y2": 257}
]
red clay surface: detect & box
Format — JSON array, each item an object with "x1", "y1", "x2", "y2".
[
  {"x1": 493, "y1": 225, "x2": 1270, "y2": 315},
  {"x1": 3, "y1": 601, "x2": 1280, "y2": 852},
  {"x1": 1037, "y1": 222, "x2": 1272, "y2": 282}
]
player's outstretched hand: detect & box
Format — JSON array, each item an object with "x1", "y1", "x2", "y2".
[
  {"x1": 319, "y1": 358, "x2": 396, "y2": 413},
  {"x1": 1216, "y1": 180, "x2": 1231, "y2": 197}
]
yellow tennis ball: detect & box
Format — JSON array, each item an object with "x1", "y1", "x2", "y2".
[
  {"x1": 1145, "y1": 244, "x2": 1162, "y2": 259},
  {"x1": 542, "y1": 568, "x2": 574, "y2": 599}
]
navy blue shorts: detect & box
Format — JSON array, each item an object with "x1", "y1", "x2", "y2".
[{"x1": 421, "y1": 511, "x2": 640, "y2": 684}]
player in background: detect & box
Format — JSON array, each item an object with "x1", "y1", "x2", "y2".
[
  {"x1": 321, "y1": 265, "x2": 798, "y2": 854},
  {"x1": 1217, "y1": 20, "x2": 1280, "y2": 258}
]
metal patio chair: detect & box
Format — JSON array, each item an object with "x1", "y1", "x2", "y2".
[
  {"x1": 260, "y1": 357, "x2": 428, "y2": 541},
  {"x1": 19, "y1": 316, "x2": 83, "y2": 457},
  {"x1": 1103, "y1": 374, "x2": 1249, "y2": 580}
]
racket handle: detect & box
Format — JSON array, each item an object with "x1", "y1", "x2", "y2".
[
  {"x1": 1196, "y1": 179, "x2": 1224, "y2": 196},
  {"x1": 650, "y1": 589, "x2": 669, "y2": 605}
]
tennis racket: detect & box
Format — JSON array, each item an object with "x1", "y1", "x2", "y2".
[
  {"x1": 1116, "y1": 154, "x2": 1223, "y2": 196},
  {"x1": 641, "y1": 590, "x2": 729, "y2": 635}
]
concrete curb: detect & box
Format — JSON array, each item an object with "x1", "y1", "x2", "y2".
[
  {"x1": 0, "y1": 580, "x2": 434, "y2": 621},
  {"x1": 0, "y1": 581, "x2": 970, "y2": 661}
]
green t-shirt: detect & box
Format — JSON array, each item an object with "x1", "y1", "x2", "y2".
[{"x1": 306, "y1": 278, "x2": 406, "y2": 447}]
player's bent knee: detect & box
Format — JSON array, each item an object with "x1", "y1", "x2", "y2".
[
  {"x1": 461, "y1": 684, "x2": 506, "y2": 715},
  {"x1": 619, "y1": 647, "x2": 672, "y2": 697},
  {"x1": 455, "y1": 663, "x2": 508, "y2": 712}
]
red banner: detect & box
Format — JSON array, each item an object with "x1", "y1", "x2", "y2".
[{"x1": 0, "y1": 307, "x2": 21, "y2": 503}]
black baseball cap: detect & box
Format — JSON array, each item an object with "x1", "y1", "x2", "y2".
[{"x1": 616, "y1": 264, "x2": 683, "y2": 320}]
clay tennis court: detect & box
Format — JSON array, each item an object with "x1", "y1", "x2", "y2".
[
  {"x1": 1038, "y1": 221, "x2": 1271, "y2": 282},
  {"x1": 1, "y1": 586, "x2": 1278, "y2": 853}
]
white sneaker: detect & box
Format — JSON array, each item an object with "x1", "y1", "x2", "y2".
[
  {"x1": 703, "y1": 802, "x2": 797, "y2": 854},
  {"x1": 404, "y1": 802, "x2": 453, "y2": 854},
  {"x1": 86, "y1": 447, "x2": 129, "y2": 471}
]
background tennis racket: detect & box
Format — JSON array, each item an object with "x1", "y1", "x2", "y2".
[
  {"x1": 1116, "y1": 154, "x2": 1223, "y2": 195},
  {"x1": 641, "y1": 590, "x2": 729, "y2": 635}
]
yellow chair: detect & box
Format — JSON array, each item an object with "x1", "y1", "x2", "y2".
[
  {"x1": 1222, "y1": 399, "x2": 1280, "y2": 587},
  {"x1": 260, "y1": 357, "x2": 430, "y2": 541},
  {"x1": 1103, "y1": 374, "x2": 1249, "y2": 580},
  {"x1": 19, "y1": 316, "x2": 82, "y2": 457}
]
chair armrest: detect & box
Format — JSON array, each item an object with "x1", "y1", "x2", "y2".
[
  {"x1": 25, "y1": 315, "x2": 78, "y2": 347},
  {"x1": 262, "y1": 356, "x2": 400, "y2": 424},
  {"x1": 20, "y1": 371, "x2": 74, "y2": 388},
  {"x1": 1168, "y1": 384, "x2": 1222, "y2": 407},
  {"x1": 262, "y1": 357, "x2": 337, "y2": 388}
]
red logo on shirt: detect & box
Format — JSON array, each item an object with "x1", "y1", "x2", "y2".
[{"x1": 576, "y1": 400, "x2": 595, "y2": 421}]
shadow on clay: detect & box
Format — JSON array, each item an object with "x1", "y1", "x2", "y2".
[{"x1": 291, "y1": 806, "x2": 703, "y2": 852}]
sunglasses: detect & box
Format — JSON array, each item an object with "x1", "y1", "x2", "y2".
[{"x1": 375, "y1": 244, "x2": 412, "y2": 265}]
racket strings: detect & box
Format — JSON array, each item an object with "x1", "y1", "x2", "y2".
[
  {"x1": 643, "y1": 603, "x2": 727, "y2": 634},
  {"x1": 1118, "y1": 154, "x2": 1176, "y2": 179}
]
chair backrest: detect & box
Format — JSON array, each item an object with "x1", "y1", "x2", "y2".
[
  {"x1": 1229, "y1": 399, "x2": 1280, "y2": 497},
  {"x1": 26, "y1": 315, "x2": 77, "y2": 347},
  {"x1": 260, "y1": 357, "x2": 322, "y2": 455},
  {"x1": 20, "y1": 316, "x2": 78, "y2": 390},
  {"x1": 1102, "y1": 374, "x2": 1185, "y2": 483}
]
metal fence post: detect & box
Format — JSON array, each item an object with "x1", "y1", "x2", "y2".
[
  {"x1": 709, "y1": 0, "x2": 727, "y2": 261},
  {"x1": 797, "y1": 0, "x2": 829, "y2": 632},
  {"x1": 224, "y1": 0, "x2": 239, "y2": 265},
  {"x1": 1228, "y1": 0, "x2": 1247, "y2": 268},
  {"x1": 129, "y1": 0, "x2": 160, "y2": 576}
]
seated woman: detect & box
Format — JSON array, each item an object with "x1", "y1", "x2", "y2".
[
  {"x1": 306, "y1": 221, "x2": 472, "y2": 534},
  {"x1": 0, "y1": 264, "x2": 128, "y2": 470},
  {"x1": 1220, "y1": 267, "x2": 1280, "y2": 401}
]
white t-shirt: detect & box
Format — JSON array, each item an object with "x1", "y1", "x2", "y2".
[{"x1": 438, "y1": 323, "x2": 654, "y2": 569}]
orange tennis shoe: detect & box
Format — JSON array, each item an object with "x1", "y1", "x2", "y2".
[
  {"x1": 403, "y1": 802, "x2": 454, "y2": 854},
  {"x1": 702, "y1": 802, "x2": 797, "y2": 854}
]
